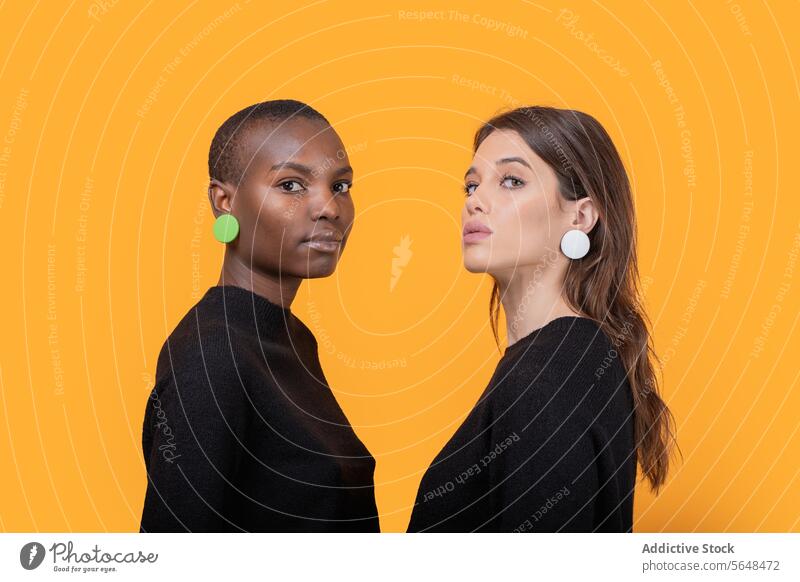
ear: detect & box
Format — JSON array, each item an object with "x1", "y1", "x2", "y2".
[
  {"x1": 208, "y1": 179, "x2": 236, "y2": 216},
  {"x1": 570, "y1": 196, "x2": 599, "y2": 233}
]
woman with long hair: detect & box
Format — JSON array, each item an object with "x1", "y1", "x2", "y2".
[{"x1": 408, "y1": 106, "x2": 675, "y2": 532}]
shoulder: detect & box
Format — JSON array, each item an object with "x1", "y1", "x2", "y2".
[
  {"x1": 499, "y1": 317, "x2": 622, "y2": 420},
  {"x1": 508, "y1": 317, "x2": 614, "y2": 378},
  {"x1": 152, "y1": 306, "x2": 259, "y2": 406},
  {"x1": 543, "y1": 315, "x2": 614, "y2": 351},
  {"x1": 156, "y1": 318, "x2": 240, "y2": 376},
  {"x1": 149, "y1": 332, "x2": 252, "y2": 431},
  {"x1": 531, "y1": 317, "x2": 616, "y2": 379}
]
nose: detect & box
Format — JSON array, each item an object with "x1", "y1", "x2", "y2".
[
  {"x1": 309, "y1": 187, "x2": 341, "y2": 222},
  {"x1": 465, "y1": 188, "x2": 488, "y2": 215}
]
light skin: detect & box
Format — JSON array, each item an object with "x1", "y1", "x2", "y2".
[
  {"x1": 462, "y1": 129, "x2": 599, "y2": 345},
  {"x1": 208, "y1": 117, "x2": 355, "y2": 308}
]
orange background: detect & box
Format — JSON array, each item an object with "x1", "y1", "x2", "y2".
[{"x1": 0, "y1": 0, "x2": 798, "y2": 532}]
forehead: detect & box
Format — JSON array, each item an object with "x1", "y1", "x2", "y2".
[
  {"x1": 473, "y1": 129, "x2": 535, "y2": 166},
  {"x1": 243, "y1": 118, "x2": 346, "y2": 168}
]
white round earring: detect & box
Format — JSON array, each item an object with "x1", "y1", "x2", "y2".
[{"x1": 560, "y1": 229, "x2": 590, "y2": 259}]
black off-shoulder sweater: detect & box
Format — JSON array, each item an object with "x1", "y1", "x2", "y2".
[
  {"x1": 140, "y1": 285, "x2": 380, "y2": 532},
  {"x1": 407, "y1": 316, "x2": 637, "y2": 532}
]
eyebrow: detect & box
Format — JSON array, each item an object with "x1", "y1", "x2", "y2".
[
  {"x1": 270, "y1": 161, "x2": 314, "y2": 175},
  {"x1": 497, "y1": 156, "x2": 532, "y2": 169},
  {"x1": 269, "y1": 161, "x2": 353, "y2": 178},
  {"x1": 331, "y1": 165, "x2": 353, "y2": 178},
  {"x1": 464, "y1": 156, "x2": 532, "y2": 179}
]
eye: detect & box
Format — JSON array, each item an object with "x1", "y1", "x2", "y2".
[
  {"x1": 464, "y1": 182, "x2": 478, "y2": 196},
  {"x1": 501, "y1": 175, "x2": 525, "y2": 189},
  {"x1": 333, "y1": 181, "x2": 352, "y2": 194},
  {"x1": 278, "y1": 180, "x2": 305, "y2": 193}
]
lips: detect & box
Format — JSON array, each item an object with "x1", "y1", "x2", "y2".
[
  {"x1": 462, "y1": 220, "x2": 493, "y2": 244},
  {"x1": 302, "y1": 230, "x2": 344, "y2": 253}
]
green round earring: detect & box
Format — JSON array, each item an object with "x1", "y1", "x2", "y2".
[{"x1": 213, "y1": 213, "x2": 239, "y2": 243}]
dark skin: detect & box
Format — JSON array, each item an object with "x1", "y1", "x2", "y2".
[{"x1": 208, "y1": 118, "x2": 355, "y2": 308}]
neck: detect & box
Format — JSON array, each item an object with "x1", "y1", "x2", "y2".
[
  {"x1": 217, "y1": 250, "x2": 301, "y2": 309},
  {"x1": 495, "y1": 262, "x2": 579, "y2": 346}
]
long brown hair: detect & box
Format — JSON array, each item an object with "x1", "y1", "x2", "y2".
[{"x1": 476, "y1": 106, "x2": 676, "y2": 492}]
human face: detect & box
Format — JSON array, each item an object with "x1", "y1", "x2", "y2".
[
  {"x1": 220, "y1": 117, "x2": 356, "y2": 279},
  {"x1": 461, "y1": 129, "x2": 572, "y2": 280}
]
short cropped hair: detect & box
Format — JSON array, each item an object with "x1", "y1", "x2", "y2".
[{"x1": 208, "y1": 99, "x2": 329, "y2": 184}]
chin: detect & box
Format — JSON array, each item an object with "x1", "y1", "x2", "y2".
[
  {"x1": 303, "y1": 257, "x2": 338, "y2": 279},
  {"x1": 462, "y1": 247, "x2": 492, "y2": 273},
  {"x1": 463, "y1": 258, "x2": 491, "y2": 274}
]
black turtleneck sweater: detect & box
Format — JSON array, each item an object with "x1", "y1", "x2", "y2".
[
  {"x1": 407, "y1": 316, "x2": 636, "y2": 533},
  {"x1": 140, "y1": 285, "x2": 380, "y2": 532}
]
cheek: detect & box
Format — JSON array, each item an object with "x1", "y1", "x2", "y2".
[
  {"x1": 497, "y1": 196, "x2": 559, "y2": 261},
  {"x1": 239, "y1": 189, "x2": 295, "y2": 242},
  {"x1": 520, "y1": 198, "x2": 553, "y2": 242},
  {"x1": 339, "y1": 196, "x2": 355, "y2": 225}
]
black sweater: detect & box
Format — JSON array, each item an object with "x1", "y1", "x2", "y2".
[
  {"x1": 407, "y1": 316, "x2": 636, "y2": 532},
  {"x1": 140, "y1": 285, "x2": 380, "y2": 532}
]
